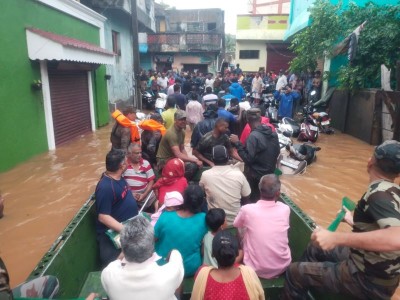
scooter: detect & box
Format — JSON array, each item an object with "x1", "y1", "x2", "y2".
[
  {"x1": 276, "y1": 127, "x2": 321, "y2": 175},
  {"x1": 297, "y1": 101, "x2": 319, "y2": 143},
  {"x1": 286, "y1": 143, "x2": 321, "y2": 166},
  {"x1": 275, "y1": 126, "x2": 307, "y2": 175},
  {"x1": 308, "y1": 90, "x2": 334, "y2": 134},
  {"x1": 281, "y1": 117, "x2": 300, "y2": 138}
]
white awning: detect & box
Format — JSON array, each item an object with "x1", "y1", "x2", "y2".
[{"x1": 26, "y1": 27, "x2": 115, "y2": 65}]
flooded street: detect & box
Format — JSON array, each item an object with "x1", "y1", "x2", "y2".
[
  {"x1": 1, "y1": 124, "x2": 399, "y2": 298},
  {"x1": 0, "y1": 126, "x2": 110, "y2": 286}
]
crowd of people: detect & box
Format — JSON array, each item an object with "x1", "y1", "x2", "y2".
[
  {"x1": 99, "y1": 68, "x2": 400, "y2": 300},
  {"x1": 2, "y1": 67, "x2": 399, "y2": 300}
]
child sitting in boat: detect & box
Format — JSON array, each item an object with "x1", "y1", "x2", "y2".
[
  {"x1": 202, "y1": 208, "x2": 244, "y2": 269},
  {"x1": 203, "y1": 208, "x2": 227, "y2": 267},
  {"x1": 150, "y1": 191, "x2": 183, "y2": 226}
]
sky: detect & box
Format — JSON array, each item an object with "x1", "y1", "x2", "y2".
[{"x1": 156, "y1": 0, "x2": 249, "y2": 34}]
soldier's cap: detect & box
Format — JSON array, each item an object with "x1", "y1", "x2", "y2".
[
  {"x1": 247, "y1": 108, "x2": 261, "y2": 116},
  {"x1": 174, "y1": 110, "x2": 187, "y2": 120},
  {"x1": 374, "y1": 140, "x2": 400, "y2": 174}
]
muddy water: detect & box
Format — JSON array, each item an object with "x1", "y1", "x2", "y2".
[
  {"x1": 0, "y1": 125, "x2": 399, "y2": 298},
  {"x1": 0, "y1": 127, "x2": 110, "y2": 286}
]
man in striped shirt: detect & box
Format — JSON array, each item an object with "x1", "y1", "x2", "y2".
[{"x1": 123, "y1": 144, "x2": 156, "y2": 209}]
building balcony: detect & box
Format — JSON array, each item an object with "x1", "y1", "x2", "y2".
[{"x1": 147, "y1": 33, "x2": 222, "y2": 53}]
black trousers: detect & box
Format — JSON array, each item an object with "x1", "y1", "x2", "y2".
[{"x1": 97, "y1": 233, "x2": 121, "y2": 268}]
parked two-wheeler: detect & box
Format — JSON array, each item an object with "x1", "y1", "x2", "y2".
[
  {"x1": 142, "y1": 90, "x2": 155, "y2": 110},
  {"x1": 276, "y1": 126, "x2": 321, "y2": 175},
  {"x1": 307, "y1": 90, "x2": 335, "y2": 135},
  {"x1": 297, "y1": 101, "x2": 320, "y2": 143}
]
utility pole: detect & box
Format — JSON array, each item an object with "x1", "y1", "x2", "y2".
[{"x1": 130, "y1": 0, "x2": 142, "y2": 110}]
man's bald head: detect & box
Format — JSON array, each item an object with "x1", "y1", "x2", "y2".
[{"x1": 258, "y1": 174, "x2": 281, "y2": 200}]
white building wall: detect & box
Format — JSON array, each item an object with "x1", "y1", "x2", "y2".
[{"x1": 235, "y1": 40, "x2": 267, "y2": 72}]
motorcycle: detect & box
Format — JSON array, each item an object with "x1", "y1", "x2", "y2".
[
  {"x1": 142, "y1": 90, "x2": 155, "y2": 110},
  {"x1": 307, "y1": 90, "x2": 335, "y2": 134},
  {"x1": 297, "y1": 100, "x2": 319, "y2": 143},
  {"x1": 281, "y1": 117, "x2": 300, "y2": 138}
]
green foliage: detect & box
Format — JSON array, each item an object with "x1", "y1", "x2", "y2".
[
  {"x1": 225, "y1": 34, "x2": 236, "y2": 53},
  {"x1": 289, "y1": 0, "x2": 341, "y2": 73},
  {"x1": 289, "y1": 0, "x2": 400, "y2": 90}
]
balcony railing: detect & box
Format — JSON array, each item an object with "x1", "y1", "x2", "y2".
[{"x1": 147, "y1": 33, "x2": 222, "y2": 52}]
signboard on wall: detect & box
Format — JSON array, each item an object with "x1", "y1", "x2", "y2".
[{"x1": 153, "y1": 55, "x2": 174, "y2": 63}]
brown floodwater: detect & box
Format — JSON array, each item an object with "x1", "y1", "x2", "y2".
[{"x1": 0, "y1": 124, "x2": 399, "y2": 298}]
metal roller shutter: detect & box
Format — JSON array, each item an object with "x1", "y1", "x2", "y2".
[
  {"x1": 266, "y1": 43, "x2": 295, "y2": 73},
  {"x1": 48, "y1": 69, "x2": 92, "y2": 146}
]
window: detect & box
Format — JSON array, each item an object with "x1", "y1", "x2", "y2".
[
  {"x1": 112, "y1": 30, "x2": 121, "y2": 56},
  {"x1": 158, "y1": 19, "x2": 166, "y2": 33},
  {"x1": 239, "y1": 50, "x2": 259, "y2": 59},
  {"x1": 187, "y1": 22, "x2": 203, "y2": 32},
  {"x1": 207, "y1": 23, "x2": 217, "y2": 32}
]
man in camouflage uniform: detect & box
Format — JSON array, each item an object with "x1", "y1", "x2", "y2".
[
  {"x1": 193, "y1": 117, "x2": 242, "y2": 167},
  {"x1": 282, "y1": 140, "x2": 400, "y2": 300}
]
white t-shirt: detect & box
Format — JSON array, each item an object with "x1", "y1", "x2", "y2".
[
  {"x1": 157, "y1": 77, "x2": 168, "y2": 89},
  {"x1": 205, "y1": 78, "x2": 215, "y2": 90},
  {"x1": 276, "y1": 75, "x2": 288, "y2": 91},
  {"x1": 101, "y1": 251, "x2": 184, "y2": 300}
]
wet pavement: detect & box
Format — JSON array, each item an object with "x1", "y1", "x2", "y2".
[{"x1": 0, "y1": 123, "x2": 399, "y2": 298}]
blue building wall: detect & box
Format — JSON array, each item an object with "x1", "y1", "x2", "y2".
[
  {"x1": 103, "y1": 9, "x2": 134, "y2": 103},
  {"x1": 140, "y1": 53, "x2": 152, "y2": 72}
]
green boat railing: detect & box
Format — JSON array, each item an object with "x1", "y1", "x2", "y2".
[{"x1": 24, "y1": 192, "x2": 355, "y2": 300}]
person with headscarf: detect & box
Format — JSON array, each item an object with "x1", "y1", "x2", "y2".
[
  {"x1": 151, "y1": 191, "x2": 184, "y2": 226},
  {"x1": 153, "y1": 158, "x2": 188, "y2": 207}
]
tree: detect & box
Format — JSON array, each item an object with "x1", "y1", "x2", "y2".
[
  {"x1": 225, "y1": 34, "x2": 236, "y2": 53},
  {"x1": 289, "y1": 0, "x2": 400, "y2": 90}
]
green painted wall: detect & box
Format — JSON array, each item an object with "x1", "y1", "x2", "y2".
[
  {"x1": 93, "y1": 66, "x2": 110, "y2": 127},
  {"x1": 0, "y1": 0, "x2": 108, "y2": 172}
]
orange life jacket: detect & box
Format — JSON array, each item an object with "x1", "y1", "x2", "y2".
[
  {"x1": 139, "y1": 119, "x2": 167, "y2": 136},
  {"x1": 111, "y1": 110, "x2": 140, "y2": 144}
]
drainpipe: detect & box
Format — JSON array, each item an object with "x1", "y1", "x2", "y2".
[{"x1": 131, "y1": 0, "x2": 142, "y2": 110}]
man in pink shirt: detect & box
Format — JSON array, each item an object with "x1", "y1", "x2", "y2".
[{"x1": 233, "y1": 174, "x2": 291, "y2": 279}]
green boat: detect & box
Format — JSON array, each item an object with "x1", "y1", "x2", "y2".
[{"x1": 19, "y1": 192, "x2": 356, "y2": 300}]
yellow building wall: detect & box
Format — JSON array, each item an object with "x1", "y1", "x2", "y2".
[{"x1": 235, "y1": 41, "x2": 267, "y2": 72}]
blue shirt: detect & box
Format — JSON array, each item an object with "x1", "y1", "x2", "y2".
[
  {"x1": 274, "y1": 91, "x2": 301, "y2": 118},
  {"x1": 229, "y1": 83, "x2": 245, "y2": 100},
  {"x1": 155, "y1": 211, "x2": 207, "y2": 277},
  {"x1": 95, "y1": 175, "x2": 138, "y2": 234},
  {"x1": 218, "y1": 108, "x2": 236, "y2": 123},
  {"x1": 222, "y1": 93, "x2": 235, "y2": 100}
]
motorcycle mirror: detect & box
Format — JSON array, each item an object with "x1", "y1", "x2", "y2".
[{"x1": 310, "y1": 91, "x2": 317, "y2": 96}]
